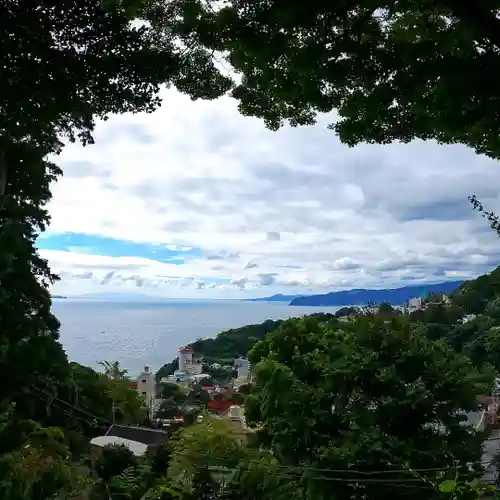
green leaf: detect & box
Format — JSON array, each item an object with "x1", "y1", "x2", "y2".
[{"x1": 439, "y1": 480, "x2": 457, "y2": 493}]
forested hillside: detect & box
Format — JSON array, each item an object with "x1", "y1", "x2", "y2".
[{"x1": 155, "y1": 313, "x2": 337, "y2": 380}]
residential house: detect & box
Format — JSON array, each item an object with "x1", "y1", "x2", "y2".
[
  {"x1": 90, "y1": 424, "x2": 169, "y2": 461},
  {"x1": 219, "y1": 405, "x2": 255, "y2": 443}
]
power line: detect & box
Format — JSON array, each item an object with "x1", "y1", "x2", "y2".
[
  {"x1": 30, "y1": 384, "x2": 110, "y2": 425},
  {"x1": 27, "y1": 385, "x2": 498, "y2": 484},
  {"x1": 30, "y1": 390, "x2": 98, "y2": 428},
  {"x1": 193, "y1": 453, "x2": 440, "y2": 489},
  {"x1": 190, "y1": 449, "x2": 491, "y2": 482}
]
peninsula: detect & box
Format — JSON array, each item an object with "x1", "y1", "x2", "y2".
[{"x1": 289, "y1": 280, "x2": 463, "y2": 306}]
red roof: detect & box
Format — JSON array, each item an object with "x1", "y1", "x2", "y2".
[
  {"x1": 179, "y1": 347, "x2": 194, "y2": 353},
  {"x1": 207, "y1": 400, "x2": 243, "y2": 414},
  {"x1": 128, "y1": 381, "x2": 138, "y2": 389}
]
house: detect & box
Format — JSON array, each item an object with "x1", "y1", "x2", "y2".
[
  {"x1": 219, "y1": 405, "x2": 255, "y2": 443},
  {"x1": 207, "y1": 399, "x2": 241, "y2": 415},
  {"x1": 408, "y1": 297, "x2": 424, "y2": 311},
  {"x1": 90, "y1": 424, "x2": 168, "y2": 460}
]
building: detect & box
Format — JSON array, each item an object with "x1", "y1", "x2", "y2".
[
  {"x1": 178, "y1": 347, "x2": 203, "y2": 377},
  {"x1": 219, "y1": 405, "x2": 255, "y2": 443},
  {"x1": 234, "y1": 357, "x2": 250, "y2": 377},
  {"x1": 136, "y1": 365, "x2": 156, "y2": 415},
  {"x1": 408, "y1": 297, "x2": 424, "y2": 311},
  {"x1": 90, "y1": 424, "x2": 169, "y2": 460}
]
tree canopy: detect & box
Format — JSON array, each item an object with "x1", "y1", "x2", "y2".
[
  {"x1": 143, "y1": 0, "x2": 500, "y2": 158},
  {"x1": 245, "y1": 314, "x2": 490, "y2": 500}
]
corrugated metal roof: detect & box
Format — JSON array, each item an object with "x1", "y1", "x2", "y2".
[
  {"x1": 105, "y1": 425, "x2": 168, "y2": 446},
  {"x1": 90, "y1": 436, "x2": 148, "y2": 456}
]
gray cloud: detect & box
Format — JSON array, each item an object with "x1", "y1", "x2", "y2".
[
  {"x1": 206, "y1": 251, "x2": 240, "y2": 260},
  {"x1": 100, "y1": 271, "x2": 115, "y2": 285},
  {"x1": 266, "y1": 231, "x2": 281, "y2": 242},
  {"x1": 49, "y1": 94, "x2": 500, "y2": 295},
  {"x1": 231, "y1": 277, "x2": 248, "y2": 289},
  {"x1": 61, "y1": 160, "x2": 111, "y2": 179},
  {"x1": 258, "y1": 273, "x2": 278, "y2": 286},
  {"x1": 73, "y1": 271, "x2": 93, "y2": 279}
]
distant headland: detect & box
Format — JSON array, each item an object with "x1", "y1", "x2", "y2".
[{"x1": 246, "y1": 281, "x2": 464, "y2": 307}]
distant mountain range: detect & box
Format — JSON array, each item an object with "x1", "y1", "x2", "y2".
[
  {"x1": 289, "y1": 281, "x2": 464, "y2": 307},
  {"x1": 244, "y1": 294, "x2": 304, "y2": 302},
  {"x1": 77, "y1": 292, "x2": 158, "y2": 300}
]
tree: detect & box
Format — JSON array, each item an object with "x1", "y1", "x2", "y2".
[
  {"x1": 0, "y1": 0, "x2": 231, "y2": 189},
  {"x1": 99, "y1": 361, "x2": 128, "y2": 381},
  {"x1": 167, "y1": 417, "x2": 244, "y2": 494},
  {"x1": 187, "y1": 385, "x2": 212, "y2": 408},
  {"x1": 0, "y1": 0, "x2": 229, "y2": 433},
  {"x1": 96, "y1": 445, "x2": 138, "y2": 483},
  {"x1": 161, "y1": 383, "x2": 187, "y2": 405},
  {"x1": 0, "y1": 143, "x2": 70, "y2": 422},
  {"x1": 0, "y1": 422, "x2": 86, "y2": 500},
  {"x1": 245, "y1": 315, "x2": 490, "y2": 500},
  {"x1": 146, "y1": 0, "x2": 500, "y2": 159}
]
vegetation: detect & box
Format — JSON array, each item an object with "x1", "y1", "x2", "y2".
[
  {"x1": 246, "y1": 314, "x2": 488, "y2": 500},
  {"x1": 139, "y1": 0, "x2": 500, "y2": 159},
  {"x1": 4, "y1": 0, "x2": 500, "y2": 498}
]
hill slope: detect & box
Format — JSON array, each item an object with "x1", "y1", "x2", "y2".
[
  {"x1": 244, "y1": 294, "x2": 304, "y2": 302},
  {"x1": 290, "y1": 281, "x2": 463, "y2": 306}
]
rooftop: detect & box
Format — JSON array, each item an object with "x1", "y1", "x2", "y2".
[
  {"x1": 90, "y1": 436, "x2": 148, "y2": 457},
  {"x1": 105, "y1": 425, "x2": 168, "y2": 446}
]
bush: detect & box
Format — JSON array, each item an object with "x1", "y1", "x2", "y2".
[{"x1": 95, "y1": 444, "x2": 138, "y2": 483}]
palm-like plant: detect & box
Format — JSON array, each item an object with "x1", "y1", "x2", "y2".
[{"x1": 98, "y1": 360, "x2": 128, "y2": 381}]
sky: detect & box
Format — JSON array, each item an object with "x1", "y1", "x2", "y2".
[{"x1": 38, "y1": 87, "x2": 500, "y2": 299}]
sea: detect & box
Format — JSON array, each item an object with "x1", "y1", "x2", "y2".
[{"x1": 52, "y1": 299, "x2": 338, "y2": 376}]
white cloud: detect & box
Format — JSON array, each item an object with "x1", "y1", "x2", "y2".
[{"x1": 42, "y1": 87, "x2": 500, "y2": 297}]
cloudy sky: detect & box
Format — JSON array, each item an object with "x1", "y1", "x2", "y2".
[{"x1": 39, "y1": 87, "x2": 500, "y2": 298}]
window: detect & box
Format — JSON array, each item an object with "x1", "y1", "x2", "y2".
[
  {"x1": 142, "y1": 392, "x2": 147, "y2": 397},
  {"x1": 142, "y1": 379, "x2": 147, "y2": 383}
]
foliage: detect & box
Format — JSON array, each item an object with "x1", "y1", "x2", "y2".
[
  {"x1": 237, "y1": 384, "x2": 251, "y2": 395},
  {"x1": 108, "y1": 463, "x2": 158, "y2": 500},
  {"x1": 0, "y1": 422, "x2": 86, "y2": 500},
  {"x1": 452, "y1": 266, "x2": 500, "y2": 315},
  {"x1": 157, "y1": 384, "x2": 188, "y2": 419},
  {"x1": 187, "y1": 384, "x2": 212, "y2": 408},
  {"x1": 146, "y1": 0, "x2": 500, "y2": 159},
  {"x1": 188, "y1": 319, "x2": 284, "y2": 364},
  {"x1": 99, "y1": 360, "x2": 128, "y2": 381},
  {"x1": 167, "y1": 417, "x2": 244, "y2": 493},
  {"x1": 246, "y1": 315, "x2": 489, "y2": 500},
  {"x1": 161, "y1": 383, "x2": 188, "y2": 404},
  {"x1": 157, "y1": 314, "x2": 338, "y2": 381},
  {"x1": 96, "y1": 444, "x2": 139, "y2": 483},
  {"x1": 0, "y1": 141, "x2": 69, "y2": 422},
  {"x1": 156, "y1": 358, "x2": 180, "y2": 382}
]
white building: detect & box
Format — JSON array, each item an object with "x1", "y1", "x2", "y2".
[
  {"x1": 408, "y1": 297, "x2": 424, "y2": 311},
  {"x1": 178, "y1": 346, "x2": 203, "y2": 377},
  {"x1": 136, "y1": 365, "x2": 156, "y2": 416},
  {"x1": 234, "y1": 357, "x2": 250, "y2": 378}
]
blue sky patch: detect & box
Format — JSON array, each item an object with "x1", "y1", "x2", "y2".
[{"x1": 37, "y1": 232, "x2": 203, "y2": 264}]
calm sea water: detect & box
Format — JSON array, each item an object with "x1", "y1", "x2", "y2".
[{"x1": 52, "y1": 299, "x2": 337, "y2": 376}]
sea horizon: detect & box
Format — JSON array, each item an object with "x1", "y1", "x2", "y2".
[{"x1": 52, "y1": 299, "x2": 339, "y2": 376}]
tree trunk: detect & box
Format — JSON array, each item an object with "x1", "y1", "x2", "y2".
[{"x1": 0, "y1": 153, "x2": 6, "y2": 197}]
